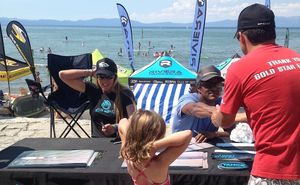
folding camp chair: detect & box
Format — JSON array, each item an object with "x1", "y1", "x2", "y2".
[{"x1": 26, "y1": 53, "x2": 92, "y2": 138}]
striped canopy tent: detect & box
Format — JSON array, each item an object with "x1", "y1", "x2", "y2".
[{"x1": 129, "y1": 56, "x2": 197, "y2": 124}]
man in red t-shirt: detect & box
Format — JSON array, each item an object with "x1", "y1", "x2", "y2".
[{"x1": 212, "y1": 3, "x2": 300, "y2": 184}]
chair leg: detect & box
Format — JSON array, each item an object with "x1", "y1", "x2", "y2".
[
  {"x1": 54, "y1": 111, "x2": 81, "y2": 138},
  {"x1": 47, "y1": 103, "x2": 90, "y2": 138},
  {"x1": 62, "y1": 111, "x2": 90, "y2": 138},
  {"x1": 49, "y1": 105, "x2": 82, "y2": 138},
  {"x1": 50, "y1": 108, "x2": 56, "y2": 138}
]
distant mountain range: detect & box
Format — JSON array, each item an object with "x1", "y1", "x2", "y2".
[{"x1": 1, "y1": 16, "x2": 300, "y2": 28}]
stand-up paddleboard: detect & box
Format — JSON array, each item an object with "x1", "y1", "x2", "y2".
[{"x1": 12, "y1": 95, "x2": 46, "y2": 117}]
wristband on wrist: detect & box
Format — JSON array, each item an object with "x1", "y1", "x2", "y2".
[
  {"x1": 112, "y1": 124, "x2": 118, "y2": 134},
  {"x1": 85, "y1": 69, "x2": 92, "y2": 77}
]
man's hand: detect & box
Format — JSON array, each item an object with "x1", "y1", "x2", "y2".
[
  {"x1": 211, "y1": 105, "x2": 221, "y2": 127},
  {"x1": 211, "y1": 105, "x2": 236, "y2": 129},
  {"x1": 195, "y1": 132, "x2": 216, "y2": 143}
]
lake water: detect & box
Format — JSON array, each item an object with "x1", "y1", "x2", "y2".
[{"x1": 1, "y1": 26, "x2": 300, "y2": 93}]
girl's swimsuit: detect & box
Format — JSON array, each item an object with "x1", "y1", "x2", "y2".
[{"x1": 131, "y1": 163, "x2": 170, "y2": 185}]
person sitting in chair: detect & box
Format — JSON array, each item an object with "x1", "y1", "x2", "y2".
[{"x1": 59, "y1": 58, "x2": 136, "y2": 138}]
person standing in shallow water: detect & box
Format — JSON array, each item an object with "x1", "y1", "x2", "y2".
[
  {"x1": 212, "y1": 4, "x2": 300, "y2": 184},
  {"x1": 59, "y1": 58, "x2": 136, "y2": 138}
]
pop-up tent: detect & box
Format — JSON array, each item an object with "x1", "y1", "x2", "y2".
[
  {"x1": 129, "y1": 56, "x2": 197, "y2": 124},
  {"x1": 216, "y1": 53, "x2": 240, "y2": 79}
]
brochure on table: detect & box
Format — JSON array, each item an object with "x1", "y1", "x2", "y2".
[
  {"x1": 8, "y1": 150, "x2": 99, "y2": 168},
  {"x1": 121, "y1": 151, "x2": 208, "y2": 169}
]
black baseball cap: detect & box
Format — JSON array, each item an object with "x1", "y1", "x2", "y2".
[
  {"x1": 95, "y1": 58, "x2": 117, "y2": 77},
  {"x1": 196, "y1": 65, "x2": 224, "y2": 83},
  {"x1": 234, "y1": 3, "x2": 275, "y2": 38}
]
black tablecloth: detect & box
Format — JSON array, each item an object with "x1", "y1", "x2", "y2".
[{"x1": 0, "y1": 138, "x2": 253, "y2": 185}]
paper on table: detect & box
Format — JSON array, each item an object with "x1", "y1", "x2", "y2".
[
  {"x1": 185, "y1": 138, "x2": 214, "y2": 152},
  {"x1": 178, "y1": 151, "x2": 207, "y2": 159},
  {"x1": 121, "y1": 151, "x2": 208, "y2": 168},
  {"x1": 170, "y1": 159, "x2": 203, "y2": 167},
  {"x1": 216, "y1": 143, "x2": 254, "y2": 147}
]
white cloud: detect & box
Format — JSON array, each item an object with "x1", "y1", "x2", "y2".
[
  {"x1": 132, "y1": 0, "x2": 194, "y2": 23},
  {"x1": 132, "y1": 0, "x2": 300, "y2": 23},
  {"x1": 273, "y1": 3, "x2": 300, "y2": 17}
]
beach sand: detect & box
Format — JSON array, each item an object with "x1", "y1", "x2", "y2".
[
  {"x1": 0, "y1": 110, "x2": 172, "y2": 151},
  {"x1": 0, "y1": 110, "x2": 92, "y2": 151}
]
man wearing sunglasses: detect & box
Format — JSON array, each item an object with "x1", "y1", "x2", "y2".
[
  {"x1": 172, "y1": 65, "x2": 246, "y2": 143},
  {"x1": 212, "y1": 3, "x2": 300, "y2": 184}
]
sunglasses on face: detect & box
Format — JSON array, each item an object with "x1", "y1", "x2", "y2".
[
  {"x1": 200, "y1": 81, "x2": 223, "y2": 90},
  {"x1": 96, "y1": 75, "x2": 114, "y2": 80},
  {"x1": 236, "y1": 30, "x2": 245, "y2": 41},
  {"x1": 236, "y1": 33, "x2": 240, "y2": 41}
]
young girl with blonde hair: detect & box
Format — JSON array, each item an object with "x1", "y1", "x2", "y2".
[{"x1": 119, "y1": 109, "x2": 192, "y2": 185}]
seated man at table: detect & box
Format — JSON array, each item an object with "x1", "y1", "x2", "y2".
[{"x1": 172, "y1": 65, "x2": 247, "y2": 143}]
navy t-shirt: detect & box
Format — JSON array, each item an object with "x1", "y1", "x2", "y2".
[{"x1": 85, "y1": 82, "x2": 135, "y2": 137}]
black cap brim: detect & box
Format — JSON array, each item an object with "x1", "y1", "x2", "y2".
[
  {"x1": 95, "y1": 69, "x2": 115, "y2": 77},
  {"x1": 201, "y1": 75, "x2": 224, "y2": 82}
]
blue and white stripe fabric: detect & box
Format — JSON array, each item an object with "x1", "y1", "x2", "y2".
[{"x1": 133, "y1": 83, "x2": 190, "y2": 124}]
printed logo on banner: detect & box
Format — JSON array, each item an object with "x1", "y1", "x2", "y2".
[
  {"x1": 120, "y1": 16, "x2": 128, "y2": 27},
  {"x1": 0, "y1": 59, "x2": 18, "y2": 66},
  {"x1": 198, "y1": 0, "x2": 204, "y2": 6},
  {"x1": 159, "y1": 60, "x2": 172, "y2": 68},
  {"x1": 11, "y1": 24, "x2": 26, "y2": 43}
]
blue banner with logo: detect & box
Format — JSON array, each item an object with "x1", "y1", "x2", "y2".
[
  {"x1": 116, "y1": 3, "x2": 135, "y2": 71},
  {"x1": 189, "y1": 0, "x2": 207, "y2": 72},
  {"x1": 265, "y1": 0, "x2": 271, "y2": 9}
]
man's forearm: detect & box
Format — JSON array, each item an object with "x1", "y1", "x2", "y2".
[
  {"x1": 189, "y1": 102, "x2": 216, "y2": 118},
  {"x1": 215, "y1": 131, "x2": 230, "y2": 138},
  {"x1": 235, "y1": 112, "x2": 248, "y2": 122},
  {"x1": 211, "y1": 108, "x2": 236, "y2": 129}
]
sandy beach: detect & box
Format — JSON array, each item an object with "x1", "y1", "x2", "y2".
[
  {"x1": 0, "y1": 110, "x2": 172, "y2": 151},
  {"x1": 0, "y1": 110, "x2": 92, "y2": 151}
]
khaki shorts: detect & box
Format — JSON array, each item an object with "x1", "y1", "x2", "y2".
[{"x1": 248, "y1": 175, "x2": 300, "y2": 185}]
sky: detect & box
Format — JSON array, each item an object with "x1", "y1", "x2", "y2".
[{"x1": 1, "y1": 0, "x2": 300, "y2": 23}]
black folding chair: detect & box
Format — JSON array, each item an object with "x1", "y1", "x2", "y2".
[{"x1": 26, "y1": 53, "x2": 92, "y2": 138}]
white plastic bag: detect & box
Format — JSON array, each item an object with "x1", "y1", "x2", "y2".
[{"x1": 230, "y1": 122, "x2": 254, "y2": 143}]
